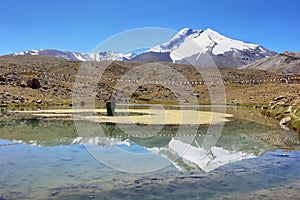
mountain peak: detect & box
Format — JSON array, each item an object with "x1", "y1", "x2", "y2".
[
  {"x1": 147, "y1": 28, "x2": 203, "y2": 53},
  {"x1": 203, "y1": 27, "x2": 215, "y2": 32},
  {"x1": 177, "y1": 28, "x2": 194, "y2": 35},
  {"x1": 141, "y1": 28, "x2": 276, "y2": 67},
  {"x1": 202, "y1": 28, "x2": 225, "y2": 39}
]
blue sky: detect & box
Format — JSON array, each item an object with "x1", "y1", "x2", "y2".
[{"x1": 1, "y1": 0, "x2": 299, "y2": 55}]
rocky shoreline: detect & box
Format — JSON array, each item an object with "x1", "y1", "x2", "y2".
[{"x1": 262, "y1": 95, "x2": 300, "y2": 133}]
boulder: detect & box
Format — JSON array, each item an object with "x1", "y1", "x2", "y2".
[
  {"x1": 279, "y1": 116, "x2": 292, "y2": 131},
  {"x1": 277, "y1": 101, "x2": 287, "y2": 106},
  {"x1": 20, "y1": 80, "x2": 27, "y2": 87},
  {"x1": 28, "y1": 78, "x2": 41, "y2": 89},
  {"x1": 274, "y1": 95, "x2": 286, "y2": 101},
  {"x1": 0, "y1": 76, "x2": 6, "y2": 82},
  {"x1": 193, "y1": 93, "x2": 200, "y2": 98},
  {"x1": 269, "y1": 105, "x2": 276, "y2": 110},
  {"x1": 36, "y1": 99, "x2": 42, "y2": 104},
  {"x1": 280, "y1": 116, "x2": 291, "y2": 125},
  {"x1": 286, "y1": 106, "x2": 293, "y2": 113},
  {"x1": 268, "y1": 101, "x2": 276, "y2": 106}
]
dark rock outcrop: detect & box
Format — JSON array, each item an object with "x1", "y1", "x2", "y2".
[{"x1": 28, "y1": 78, "x2": 41, "y2": 89}]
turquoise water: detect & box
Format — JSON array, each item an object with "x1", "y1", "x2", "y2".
[{"x1": 0, "y1": 107, "x2": 300, "y2": 199}]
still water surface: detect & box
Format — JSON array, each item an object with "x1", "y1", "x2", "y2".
[{"x1": 0, "y1": 106, "x2": 299, "y2": 199}]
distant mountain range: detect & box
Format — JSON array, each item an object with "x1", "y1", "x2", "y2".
[
  {"x1": 13, "y1": 49, "x2": 136, "y2": 62},
  {"x1": 10, "y1": 28, "x2": 280, "y2": 68},
  {"x1": 240, "y1": 51, "x2": 300, "y2": 74}
]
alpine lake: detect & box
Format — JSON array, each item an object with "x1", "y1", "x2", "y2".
[{"x1": 0, "y1": 105, "x2": 300, "y2": 200}]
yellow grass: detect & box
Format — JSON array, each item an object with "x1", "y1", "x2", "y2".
[{"x1": 11, "y1": 108, "x2": 232, "y2": 125}]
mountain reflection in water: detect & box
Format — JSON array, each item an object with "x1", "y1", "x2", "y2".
[
  {"x1": 0, "y1": 116, "x2": 298, "y2": 172},
  {"x1": 1, "y1": 107, "x2": 300, "y2": 199}
]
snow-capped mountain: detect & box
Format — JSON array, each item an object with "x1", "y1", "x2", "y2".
[
  {"x1": 12, "y1": 49, "x2": 136, "y2": 61},
  {"x1": 10, "y1": 28, "x2": 277, "y2": 67},
  {"x1": 134, "y1": 28, "x2": 276, "y2": 67}
]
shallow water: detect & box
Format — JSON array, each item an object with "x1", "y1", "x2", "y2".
[{"x1": 0, "y1": 106, "x2": 299, "y2": 199}]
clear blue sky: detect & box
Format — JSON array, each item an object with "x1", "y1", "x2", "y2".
[{"x1": 1, "y1": 0, "x2": 299, "y2": 55}]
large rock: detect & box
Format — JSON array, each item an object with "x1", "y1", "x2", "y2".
[
  {"x1": 274, "y1": 95, "x2": 286, "y2": 101},
  {"x1": 28, "y1": 78, "x2": 41, "y2": 89},
  {"x1": 36, "y1": 99, "x2": 42, "y2": 104},
  {"x1": 0, "y1": 76, "x2": 6, "y2": 82},
  {"x1": 280, "y1": 116, "x2": 291, "y2": 125},
  {"x1": 286, "y1": 106, "x2": 293, "y2": 113},
  {"x1": 279, "y1": 116, "x2": 291, "y2": 131},
  {"x1": 20, "y1": 80, "x2": 27, "y2": 87}
]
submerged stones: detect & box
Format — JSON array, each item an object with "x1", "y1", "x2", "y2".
[
  {"x1": 51, "y1": 191, "x2": 60, "y2": 196},
  {"x1": 273, "y1": 153, "x2": 289, "y2": 157}
]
